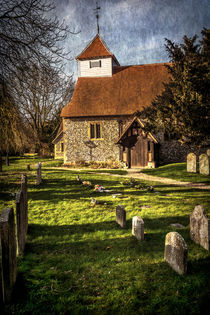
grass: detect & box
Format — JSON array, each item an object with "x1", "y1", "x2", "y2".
[
  {"x1": 142, "y1": 163, "x2": 210, "y2": 184},
  {"x1": 0, "y1": 157, "x2": 210, "y2": 314}
]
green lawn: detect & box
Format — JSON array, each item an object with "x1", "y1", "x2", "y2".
[
  {"x1": 0, "y1": 157, "x2": 210, "y2": 314},
  {"x1": 142, "y1": 162, "x2": 210, "y2": 184}
]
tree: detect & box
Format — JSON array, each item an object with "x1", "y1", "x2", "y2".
[
  {"x1": 12, "y1": 63, "x2": 74, "y2": 155},
  {"x1": 141, "y1": 29, "x2": 210, "y2": 146},
  {"x1": 0, "y1": 0, "x2": 77, "y2": 157}
]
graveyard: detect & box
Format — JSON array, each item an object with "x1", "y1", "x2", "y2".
[{"x1": 0, "y1": 156, "x2": 210, "y2": 314}]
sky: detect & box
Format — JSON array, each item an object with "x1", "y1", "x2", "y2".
[{"x1": 55, "y1": 0, "x2": 210, "y2": 79}]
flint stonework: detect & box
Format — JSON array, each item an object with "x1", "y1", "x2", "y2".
[
  {"x1": 199, "y1": 154, "x2": 210, "y2": 175},
  {"x1": 0, "y1": 208, "x2": 17, "y2": 303},
  {"x1": 132, "y1": 216, "x2": 144, "y2": 240},
  {"x1": 187, "y1": 153, "x2": 197, "y2": 173},
  {"x1": 21, "y1": 174, "x2": 28, "y2": 232},
  {"x1": 190, "y1": 205, "x2": 210, "y2": 251},
  {"x1": 16, "y1": 191, "x2": 26, "y2": 255},
  {"x1": 116, "y1": 205, "x2": 126, "y2": 228},
  {"x1": 164, "y1": 232, "x2": 188, "y2": 275}
]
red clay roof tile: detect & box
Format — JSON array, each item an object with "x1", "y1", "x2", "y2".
[{"x1": 61, "y1": 63, "x2": 170, "y2": 118}]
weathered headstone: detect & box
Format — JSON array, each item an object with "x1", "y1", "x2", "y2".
[
  {"x1": 27, "y1": 164, "x2": 31, "y2": 171},
  {"x1": 187, "y1": 153, "x2": 197, "y2": 173},
  {"x1": 0, "y1": 208, "x2": 17, "y2": 303},
  {"x1": 190, "y1": 205, "x2": 210, "y2": 251},
  {"x1": 164, "y1": 232, "x2": 188, "y2": 275},
  {"x1": 132, "y1": 216, "x2": 144, "y2": 240},
  {"x1": 36, "y1": 162, "x2": 42, "y2": 185},
  {"x1": 21, "y1": 174, "x2": 28, "y2": 232},
  {"x1": 207, "y1": 149, "x2": 210, "y2": 157},
  {"x1": 199, "y1": 154, "x2": 210, "y2": 175},
  {"x1": 116, "y1": 205, "x2": 126, "y2": 228},
  {"x1": 16, "y1": 191, "x2": 26, "y2": 255}
]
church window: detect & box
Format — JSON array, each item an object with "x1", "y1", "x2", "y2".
[
  {"x1": 89, "y1": 122, "x2": 102, "y2": 139},
  {"x1": 90, "y1": 60, "x2": 101, "y2": 68},
  {"x1": 61, "y1": 142, "x2": 64, "y2": 152}
]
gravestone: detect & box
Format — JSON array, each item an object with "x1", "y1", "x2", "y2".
[
  {"x1": 21, "y1": 174, "x2": 28, "y2": 232},
  {"x1": 199, "y1": 154, "x2": 210, "y2": 175},
  {"x1": 132, "y1": 216, "x2": 144, "y2": 240},
  {"x1": 27, "y1": 164, "x2": 31, "y2": 171},
  {"x1": 190, "y1": 205, "x2": 210, "y2": 251},
  {"x1": 164, "y1": 232, "x2": 188, "y2": 275},
  {"x1": 0, "y1": 208, "x2": 17, "y2": 303},
  {"x1": 16, "y1": 191, "x2": 26, "y2": 255},
  {"x1": 116, "y1": 205, "x2": 126, "y2": 228},
  {"x1": 207, "y1": 149, "x2": 210, "y2": 157},
  {"x1": 36, "y1": 162, "x2": 42, "y2": 185},
  {"x1": 187, "y1": 153, "x2": 197, "y2": 173}
]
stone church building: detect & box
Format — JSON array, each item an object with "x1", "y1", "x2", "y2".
[{"x1": 53, "y1": 34, "x2": 192, "y2": 168}]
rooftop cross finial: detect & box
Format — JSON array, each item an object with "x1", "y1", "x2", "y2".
[{"x1": 94, "y1": 1, "x2": 101, "y2": 34}]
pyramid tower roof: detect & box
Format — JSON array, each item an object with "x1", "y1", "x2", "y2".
[{"x1": 76, "y1": 34, "x2": 120, "y2": 65}]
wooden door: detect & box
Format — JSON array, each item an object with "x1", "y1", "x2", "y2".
[{"x1": 131, "y1": 137, "x2": 148, "y2": 167}]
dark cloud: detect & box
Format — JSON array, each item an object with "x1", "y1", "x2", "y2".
[{"x1": 54, "y1": 0, "x2": 210, "y2": 77}]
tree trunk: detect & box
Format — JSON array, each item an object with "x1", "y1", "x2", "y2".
[{"x1": 6, "y1": 154, "x2": 10, "y2": 166}]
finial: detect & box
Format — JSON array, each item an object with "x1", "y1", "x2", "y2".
[{"x1": 94, "y1": 1, "x2": 101, "y2": 34}]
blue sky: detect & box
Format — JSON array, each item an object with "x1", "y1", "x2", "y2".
[{"x1": 55, "y1": 0, "x2": 210, "y2": 78}]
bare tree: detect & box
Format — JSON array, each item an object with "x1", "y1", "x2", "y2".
[
  {"x1": 12, "y1": 63, "x2": 74, "y2": 155},
  {"x1": 0, "y1": 0, "x2": 77, "y2": 83}
]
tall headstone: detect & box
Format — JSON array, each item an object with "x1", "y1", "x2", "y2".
[
  {"x1": 132, "y1": 216, "x2": 144, "y2": 240},
  {"x1": 187, "y1": 153, "x2": 197, "y2": 173},
  {"x1": 199, "y1": 154, "x2": 210, "y2": 175},
  {"x1": 21, "y1": 174, "x2": 28, "y2": 232},
  {"x1": 164, "y1": 232, "x2": 188, "y2": 275},
  {"x1": 190, "y1": 205, "x2": 210, "y2": 251},
  {"x1": 207, "y1": 149, "x2": 210, "y2": 157},
  {"x1": 0, "y1": 208, "x2": 17, "y2": 303},
  {"x1": 116, "y1": 205, "x2": 126, "y2": 228},
  {"x1": 16, "y1": 191, "x2": 26, "y2": 255},
  {"x1": 36, "y1": 162, "x2": 42, "y2": 185}
]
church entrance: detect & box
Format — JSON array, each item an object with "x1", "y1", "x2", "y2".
[{"x1": 117, "y1": 117, "x2": 159, "y2": 168}]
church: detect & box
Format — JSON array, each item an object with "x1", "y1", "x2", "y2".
[{"x1": 53, "y1": 33, "x2": 187, "y2": 168}]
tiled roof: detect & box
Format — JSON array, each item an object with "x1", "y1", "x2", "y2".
[
  {"x1": 76, "y1": 34, "x2": 120, "y2": 64},
  {"x1": 61, "y1": 63, "x2": 170, "y2": 118}
]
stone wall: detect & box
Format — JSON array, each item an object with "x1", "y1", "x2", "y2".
[
  {"x1": 158, "y1": 138, "x2": 208, "y2": 165},
  {"x1": 64, "y1": 117, "x2": 121, "y2": 163}
]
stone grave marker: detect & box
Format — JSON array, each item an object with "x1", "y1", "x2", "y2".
[
  {"x1": 0, "y1": 208, "x2": 17, "y2": 303},
  {"x1": 21, "y1": 174, "x2": 28, "y2": 232},
  {"x1": 199, "y1": 154, "x2": 210, "y2": 175},
  {"x1": 207, "y1": 149, "x2": 210, "y2": 157},
  {"x1": 190, "y1": 205, "x2": 210, "y2": 251},
  {"x1": 164, "y1": 232, "x2": 188, "y2": 275},
  {"x1": 36, "y1": 162, "x2": 42, "y2": 185},
  {"x1": 16, "y1": 191, "x2": 26, "y2": 255},
  {"x1": 132, "y1": 216, "x2": 144, "y2": 240},
  {"x1": 116, "y1": 205, "x2": 126, "y2": 228},
  {"x1": 187, "y1": 153, "x2": 197, "y2": 173}
]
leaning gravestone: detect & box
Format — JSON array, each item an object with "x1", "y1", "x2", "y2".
[
  {"x1": 190, "y1": 205, "x2": 210, "y2": 251},
  {"x1": 21, "y1": 174, "x2": 28, "y2": 232},
  {"x1": 16, "y1": 191, "x2": 26, "y2": 255},
  {"x1": 164, "y1": 232, "x2": 188, "y2": 275},
  {"x1": 132, "y1": 216, "x2": 144, "y2": 240},
  {"x1": 187, "y1": 153, "x2": 197, "y2": 173},
  {"x1": 199, "y1": 154, "x2": 210, "y2": 175},
  {"x1": 116, "y1": 205, "x2": 126, "y2": 228},
  {"x1": 0, "y1": 208, "x2": 17, "y2": 303}
]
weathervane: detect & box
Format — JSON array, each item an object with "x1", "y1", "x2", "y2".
[{"x1": 94, "y1": 1, "x2": 101, "y2": 34}]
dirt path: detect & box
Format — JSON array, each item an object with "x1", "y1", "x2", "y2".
[{"x1": 50, "y1": 167, "x2": 210, "y2": 191}]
